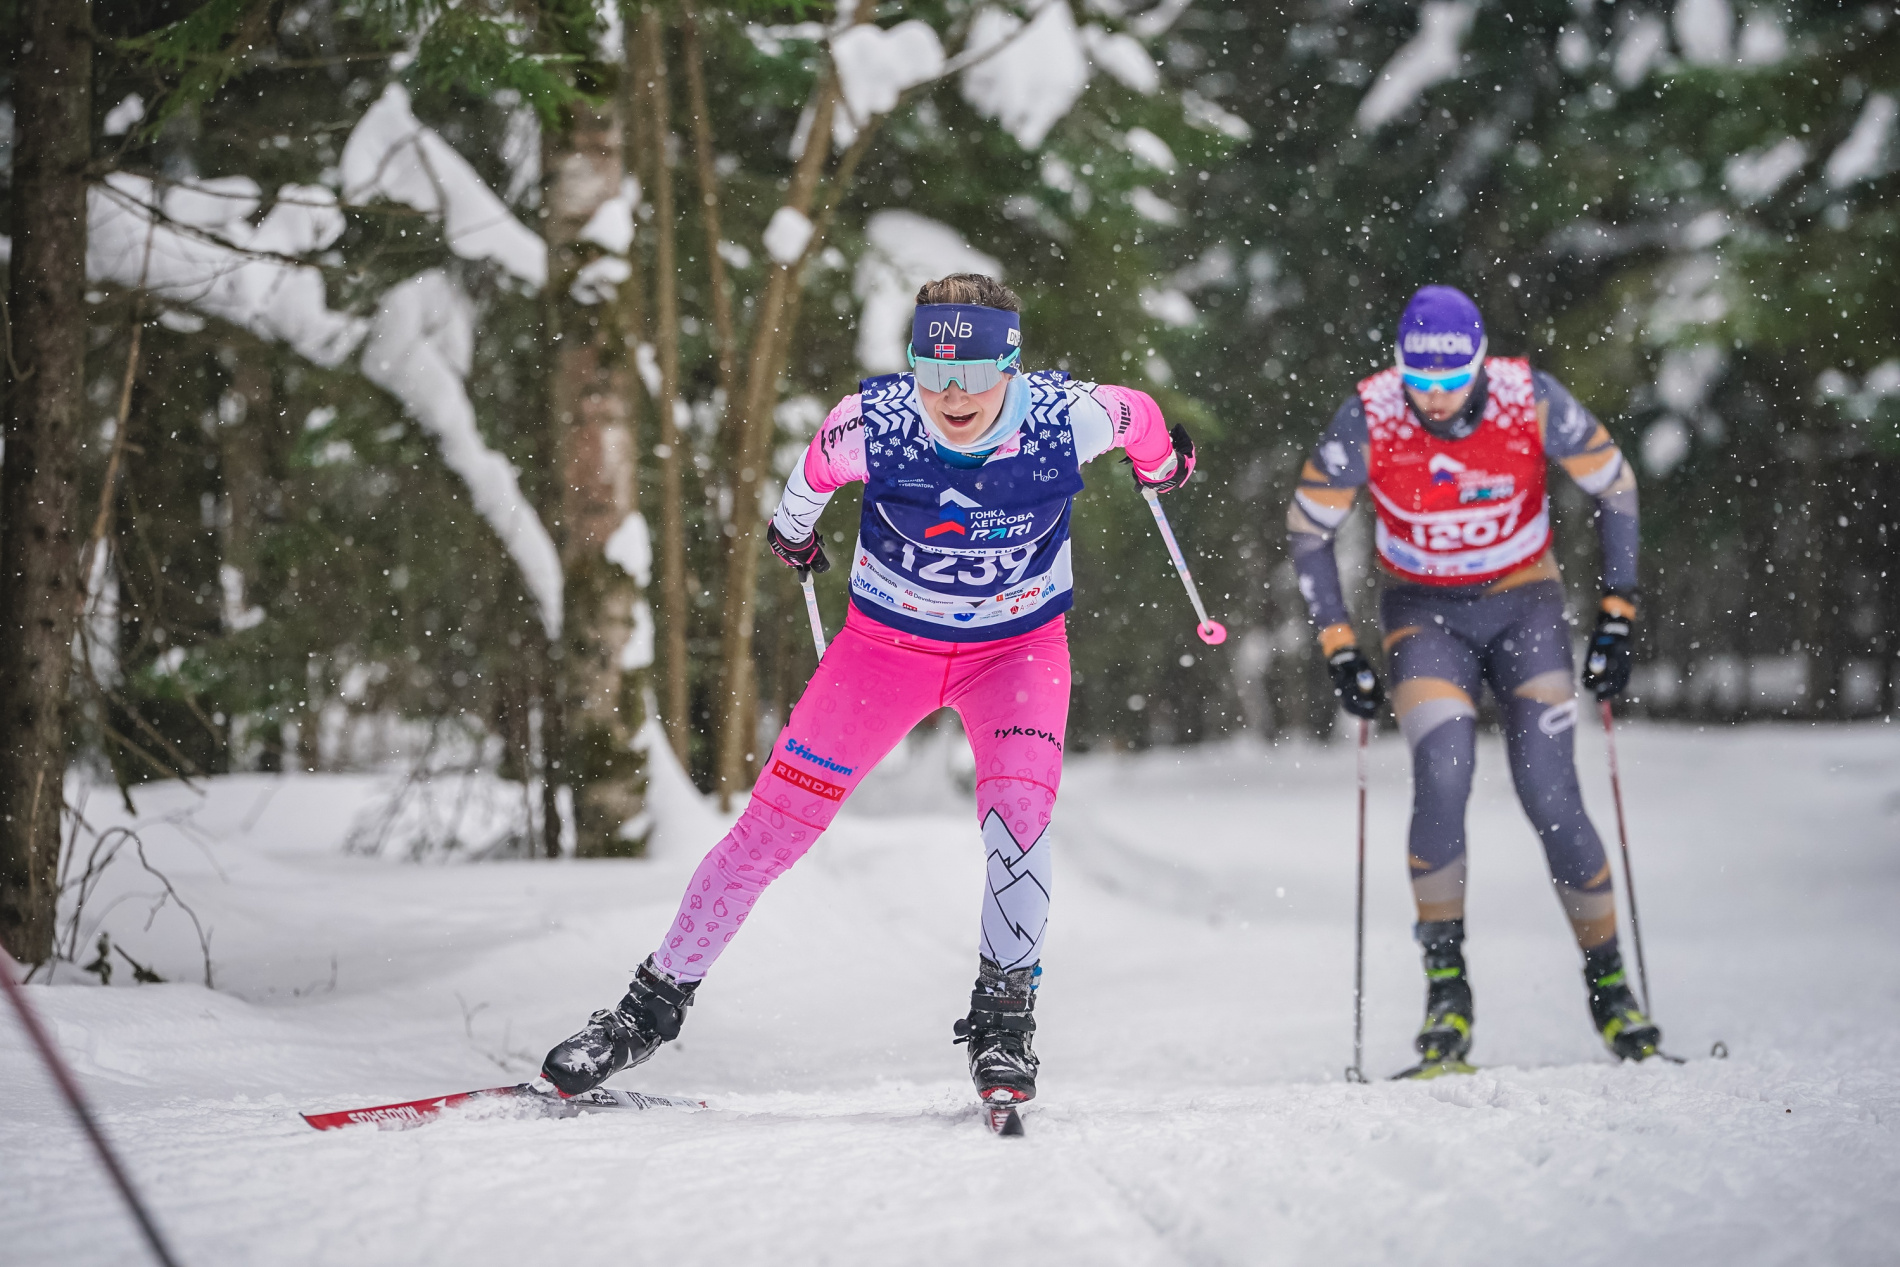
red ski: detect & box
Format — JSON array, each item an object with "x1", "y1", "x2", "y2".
[
  {"x1": 984, "y1": 1102, "x2": 1025, "y2": 1136},
  {"x1": 302, "y1": 1082, "x2": 706, "y2": 1131}
]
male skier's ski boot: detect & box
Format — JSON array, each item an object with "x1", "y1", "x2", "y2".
[
  {"x1": 952, "y1": 958, "x2": 1040, "y2": 1104},
  {"x1": 1584, "y1": 944, "x2": 1662, "y2": 1061},
  {"x1": 541, "y1": 956, "x2": 698, "y2": 1097},
  {"x1": 1396, "y1": 919, "x2": 1476, "y2": 1079}
]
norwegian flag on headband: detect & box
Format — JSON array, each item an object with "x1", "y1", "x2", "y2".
[{"x1": 912, "y1": 303, "x2": 1021, "y2": 362}]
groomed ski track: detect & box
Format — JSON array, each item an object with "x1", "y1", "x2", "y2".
[{"x1": 3, "y1": 722, "x2": 1897, "y2": 1265}]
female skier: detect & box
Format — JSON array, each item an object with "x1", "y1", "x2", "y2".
[
  {"x1": 1287, "y1": 284, "x2": 1660, "y2": 1074},
  {"x1": 542, "y1": 274, "x2": 1195, "y2": 1108}
]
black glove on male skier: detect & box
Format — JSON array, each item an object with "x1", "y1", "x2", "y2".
[
  {"x1": 767, "y1": 522, "x2": 830, "y2": 576},
  {"x1": 1581, "y1": 592, "x2": 1636, "y2": 700},
  {"x1": 1327, "y1": 645, "x2": 1385, "y2": 720}
]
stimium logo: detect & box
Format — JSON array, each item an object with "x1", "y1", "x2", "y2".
[{"x1": 785, "y1": 737, "x2": 854, "y2": 776}]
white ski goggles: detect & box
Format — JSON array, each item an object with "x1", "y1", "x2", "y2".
[{"x1": 908, "y1": 347, "x2": 1020, "y2": 393}]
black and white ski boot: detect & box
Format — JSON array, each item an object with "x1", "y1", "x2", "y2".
[
  {"x1": 1398, "y1": 919, "x2": 1475, "y2": 1078},
  {"x1": 1584, "y1": 944, "x2": 1661, "y2": 1061},
  {"x1": 541, "y1": 957, "x2": 698, "y2": 1097},
  {"x1": 952, "y1": 958, "x2": 1039, "y2": 1104}
]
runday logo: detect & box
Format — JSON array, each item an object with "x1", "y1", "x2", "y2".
[
  {"x1": 770, "y1": 760, "x2": 845, "y2": 801},
  {"x1": 784, "y1": 737, "x2": 854, "y2": 776}
]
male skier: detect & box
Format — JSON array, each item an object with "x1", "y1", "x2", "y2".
[{"x1": 1287, "y1": 284, "x2": 1660, "y2": 1074}]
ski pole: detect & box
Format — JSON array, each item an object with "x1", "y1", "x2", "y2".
[
  {"x1": 1598, "y1": 701, "x2": 1653, "y2": 1015},
  {"x1": 1140, "y1": 488, "x2": 1227, "y2": 646},
  {"x1": 800, "y1": 568, "x2": 827, "y2": 659},
  {"x1": 1346, "y1": 717, "x2": 1370, "y2": 1083},
  {"x1": 0, "y1": 946, "x2": 183, "y2": 1267}
]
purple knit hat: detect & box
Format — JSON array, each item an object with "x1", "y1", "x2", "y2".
[{"x1": 1396, "y1": 286, "x2": 1486, "y2": 372}]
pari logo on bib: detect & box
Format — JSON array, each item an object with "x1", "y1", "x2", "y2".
[{"x1": 928, "y1": 488, "x2": 980, "y2": 538}]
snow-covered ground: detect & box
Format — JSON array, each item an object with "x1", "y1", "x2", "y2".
[{"x1": 4, "y1": 721, "x2": 1898, "y2": 1265}]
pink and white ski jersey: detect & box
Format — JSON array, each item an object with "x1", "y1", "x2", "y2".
[{"x1": 771, "y1": 373, "x2": 1176, "y2": 641}]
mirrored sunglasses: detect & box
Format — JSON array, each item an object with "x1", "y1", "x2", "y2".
[
  {"x1": 1401, "y1": 366, "x2": 1477, "y2": 394},
  {"x1": 908, "y1": 347, "x2": 1019, "y2": 393}
]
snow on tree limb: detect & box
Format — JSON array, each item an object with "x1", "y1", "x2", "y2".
[
  {"x1": 88, "y1": 173, "x2": 367, "y2": 367},
  {"x1": 1825, "y1": 94, "x2": 1895, "y2": 189},
  {"x1": 605, "y1": 513, "x2": 653, "y2": 588},
  {"x1": 763, "y1": 207, "x2": 815, "y2": 265},
  {"x1": 961, "y1": 3, "x2": 1092, "y2": 150},
  {"x1": 832, "y1": 20, "x2": 945, "y2": 139},
  {"x1": 853, "y1": 211, "x2": 1002, "y2": 372},
  {"x1": 1355, "y1": 2, "x2": 1477, "y2": 132},
  {"x1": 340, "y1": 84, "x2": 548, "y2": 289},
  {"x1": 360, "y1": 271, "x2": 564, "y2": 638},
  {"x1": 1082, "y1": 25, "x2": 1160, "y2": 95}
]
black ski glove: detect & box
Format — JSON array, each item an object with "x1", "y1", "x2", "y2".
[
  {"x1": 1581, "y1": 593, "x2": 1636, "y2": 700},
  {"x1": 1127, "y1": 424, "x2": 1196, "y2": 494},
  {"x1": 767, "y1": 523, "x2": 830, "y2": 575},
  {"x1": 1327, "y1": 646, "x2": 1385, "y2": 720}
]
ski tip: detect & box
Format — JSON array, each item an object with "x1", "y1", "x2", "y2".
[
  {"x1": 988, "y1": 1106, "x2": 1025, "y2": 1137},
  {"x1": 1391, "y1": 1059, "x2": 1479, "y2": 1081}
]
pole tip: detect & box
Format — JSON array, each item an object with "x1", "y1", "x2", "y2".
[{"x1": 1196, "y1": 620, "x2": 1227, "y2": 645}]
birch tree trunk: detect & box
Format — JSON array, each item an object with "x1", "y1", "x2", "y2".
[
  {"x1": 681, "y1": 0, "x2": 741, "y2": 422},
  {"x1": 710, "y1": 59, "x2": 893, "y2": 801},
  {"x1": 631, "y1": 6, "x2": 693, "y2": 766},
  {"x1": 0, "y1": 0, "x2": 91, "y2": 963},
  {"x1": 710, "y1": 68, "x2": 843, "y2": 801},
  {"x1": 545, "y1": 98, "x2": 649, "y2": 857}
]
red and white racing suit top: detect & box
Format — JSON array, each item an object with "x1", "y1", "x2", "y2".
[{"x1": 1361, "y1": 357, "x2": 1549, "y2": 587}]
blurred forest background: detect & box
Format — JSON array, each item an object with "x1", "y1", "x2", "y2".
[{"x1": 2, "y1": 0, "x2": 1895, "y2": 947}]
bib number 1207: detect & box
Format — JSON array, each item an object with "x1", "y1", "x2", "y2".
[{"x1": 1413, "y1": 509, "x2": 1517, "y2": 552}]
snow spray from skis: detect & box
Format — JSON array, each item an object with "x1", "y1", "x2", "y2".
[
  {"x1": 0, "y1": 946, "x2": 184, "y2": 1266},
  {"x1": 801, "y1": 568, "x2": 827, "y2": 658},
  {"x1": 1141, "y1": 488, "x2": 1227, "y2": 645}
]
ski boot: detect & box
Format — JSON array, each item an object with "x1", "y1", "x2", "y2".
[
  {"x1": 1397, "y1": 919, "x2": 1475, "y2": 1078},
  {"x1": 541, "y1": 956, "x2": 698, "y2": 1097},
  {"x1": 952, "y1": 958, "x2": 1040, "y2": 1104},
  {"x1": 1584, "y1": 944, "x2": 1661, "y2": 1061}
]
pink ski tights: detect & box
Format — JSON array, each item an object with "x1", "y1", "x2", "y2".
[{"x1": 654, "y1": 607, "x2": 1070, "y2": 981}]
